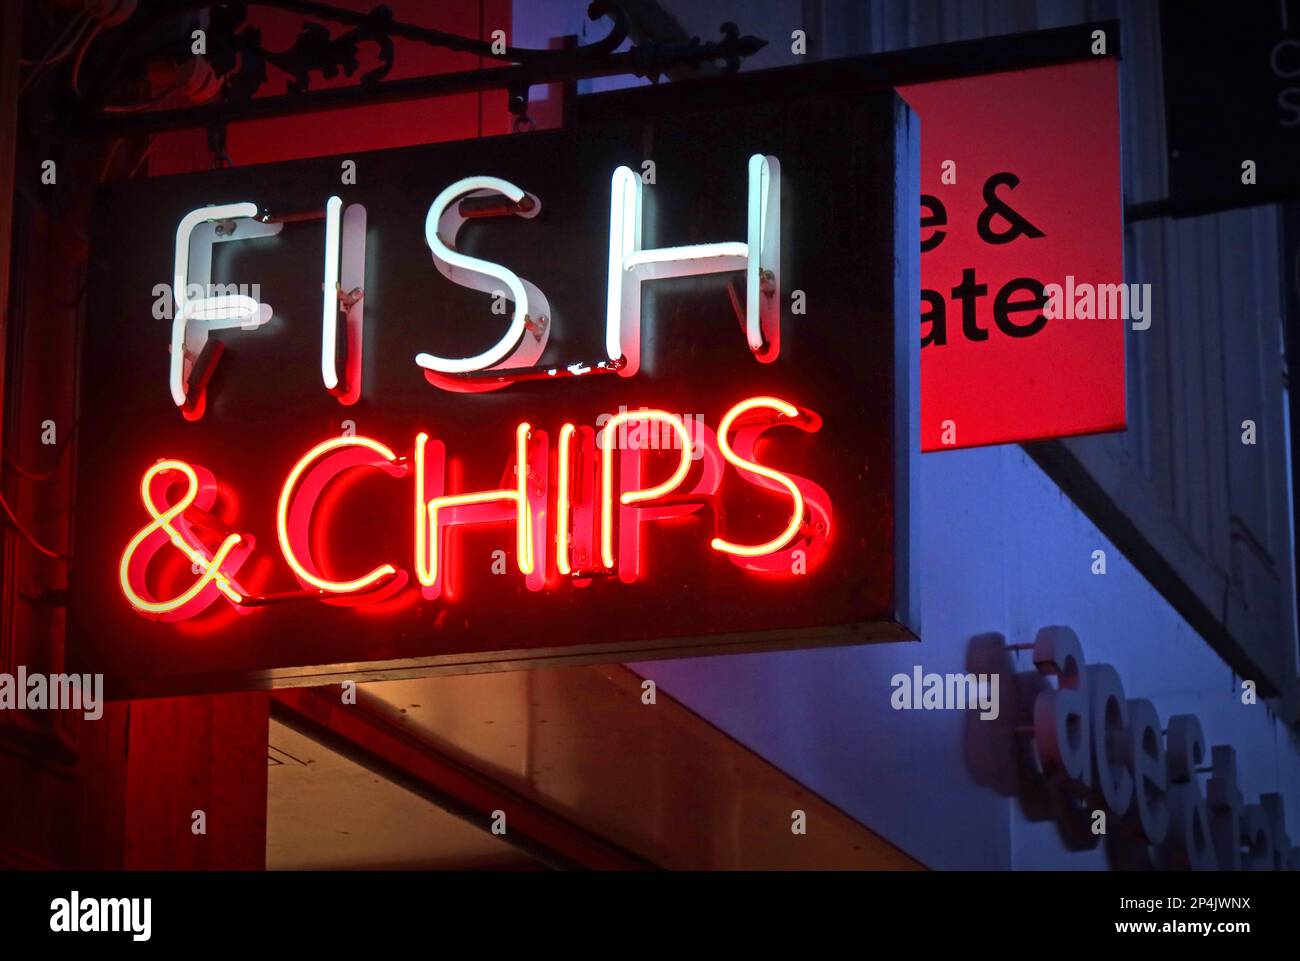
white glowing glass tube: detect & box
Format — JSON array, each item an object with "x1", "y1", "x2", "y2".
[
  {"x1": 321, "y1": 195, "x2": 343, "y2": 391},
  {"x1": 746, "y1": 154, "x2": 781, "y2": 355},
  {"x1": 605, "y1": 166, "x2": 642, "y2": 369},
  {"x1": 417, "y1": 176, "x2": 549, "y2": 376},
  {"x1": 170, "y1": 202, "x2": 279, "y2": 410},
  {"x1": 604, "y1": 154, "x2": 781, "y2": 375},
  {"x1": 171, "y1": 203, "x2": 258, "y2": 407}
]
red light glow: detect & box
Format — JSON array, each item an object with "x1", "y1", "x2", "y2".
[
  {"x1": 120, "y1": 395, "x2": 831, "y2": 620},
  {"x1": 119, "y1": 459, "x2": 252, "y2": 620}
]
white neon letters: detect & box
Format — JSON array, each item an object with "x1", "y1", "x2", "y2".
[
  {"x1": 164, "y1": 157, "x2": 782, "y2": 413},
  {"x1": 169, "y1": 198, "x2": 366, "y2": 417},
  {"x1": 170, "y1": 203, "x2": 279, "y2": 412},
  {"x1": 606, "y1": 154, "x2": 781, "y2": 375},
  {"x1": 321, "y1": 196, "x2": 343, "y2": 391},
  {"x1": 321, "y1": 195, "x2": 368, "y2": 400},
  {"x1": 418, "y1": 177, "x2": 550, "y2": 382}
]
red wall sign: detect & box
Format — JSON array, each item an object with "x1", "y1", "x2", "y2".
[
  {"x1": 70, "y1": 87, "x2": 920, "y2": 697},
  {"x1": 901, "y1": 59, "x2": 1126, "y2": 451}
]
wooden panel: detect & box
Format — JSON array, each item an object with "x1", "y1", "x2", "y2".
[
  {"x1": 120, "y1": 693, "x2": 270, "y2": 869},
  {"x1": 73, "y1": 692, "x2": 269, "y2": 869}
]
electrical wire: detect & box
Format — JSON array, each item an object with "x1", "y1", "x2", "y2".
[
  {"x1": 96, "y1": 133, "x2": 161, "y2": 185},
  {"x1": 96, "y1": 137, "x2": 126, "y2": 182},
  {"x1": 6, "y1": 11, "x2": 89, "y2": 561},
  {"x1": 128, "y1": 135, "x2": 160, "y2": 178},
  {"x1": 0, "y1": 487, "x2": 69, "y2": 562},
  {"x1": 2, "y1": 421, "x2": 79, "y2": 482},
  {"x1": 18, "y1": 14, "x2": 91, "y2": 95},
  {"x1": 25, "y1": 9, "x2": 154, "y2": 110},
  {"x1": 19, "y1": 11, "x2": 89, "y2": 67},
  {"x1": 69, "y1": 21, "x2": 107, "y2": 99}
]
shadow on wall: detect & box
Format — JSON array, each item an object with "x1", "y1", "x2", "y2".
[
  {"x1": 967, "y1": 631, "x2": 1159, "y2": 863},
  {"x1": 966, "y1": 629, "x2": 1300, "y2": 871},
  {"x1": 965, "y1": 631, "x2": 1109, "y2": 857}
]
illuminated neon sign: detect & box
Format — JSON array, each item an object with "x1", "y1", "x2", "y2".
[
  {"x1": 73, "y1": 82, "x2": 917, "y2": 697},
  {"x1": 119, "y1": 459, "x2": 252, "y2": 620},
  {"x1": 119, "y1": 396, "x2": 832, "y2": 620},
  {"x1": 167, "y1": 155, "x2": 779, "y2": 414}
]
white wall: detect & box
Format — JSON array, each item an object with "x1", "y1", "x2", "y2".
[
  {"x1": 514, "y1": 0, "x2": 1300, "y2": 869},
  {"x1": 633, "y1": 445, "x2": 1300, "y2": 869}
]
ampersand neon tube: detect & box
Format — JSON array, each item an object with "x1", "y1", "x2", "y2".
[{"x1": 119, "y1": 459, "x2": 245, "y2": 617}]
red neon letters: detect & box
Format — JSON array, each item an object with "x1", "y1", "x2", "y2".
[
  {"x1": 119, "y1": 396, "x2": 832, "y2": 620},
  {"x1": 413, "y1": 422, "x2": 548, "y2": 600},
  {"x1": 277, "y1": 435, "x2": 410, "y2": 603}
]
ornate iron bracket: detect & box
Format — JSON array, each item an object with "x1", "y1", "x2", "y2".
[{"x1": 70, "y1": 0, "x2": 766, "y2": 138}]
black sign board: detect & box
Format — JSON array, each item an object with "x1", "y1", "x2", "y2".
[
  {"x1": 1161, "y1": 0, "x2": 1300, "y2": 214},
  {"x1": 71, "y1": 84, "x2": 919, "y2": 698}
]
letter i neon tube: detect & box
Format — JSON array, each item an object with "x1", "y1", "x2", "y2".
[
  {"x1": 515, "y1": 422, "x2": 534, "y2": 576},
  {"x1": 599, "y1": 410, "x2": 693, "y2": 570},
  {"x1": 556, "y1": 423, "x2": 576, "y2": 575},
  {"x1": 321, "y1": 195, "x2": 343, "y2": 391}
]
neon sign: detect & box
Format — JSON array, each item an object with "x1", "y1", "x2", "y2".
[
  {"x1": 167, "y1": 155, "x2": 779, "y2": 415},
  {"x1": 119, "y1": 459, "x2": 253, "y2": 619},
  {"x1": 119, "y1": 396, "x2": 832, "y2": 620},
  {"x1": 74, "y1": 83, "x2": 917, "y2": 697},
  {"x1": 277, "y1": 435, "x2": 408, "y2": 600}
]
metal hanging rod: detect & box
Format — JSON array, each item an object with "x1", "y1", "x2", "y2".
[{"x1": 67, "y1": 0, "x2": 766, "y2": 137}]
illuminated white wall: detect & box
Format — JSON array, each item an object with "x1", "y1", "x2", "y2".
[
  {"x1": 632, "y1": 444, "x2": 1300, "y2": 869},
  {"x1": 516, "y1": 0, "x2": 1300, "y2": 869}
]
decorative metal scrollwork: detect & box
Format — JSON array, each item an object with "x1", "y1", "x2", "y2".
[{"x1": 70, "y1": 0, "x2": 766, "y2": 136}]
